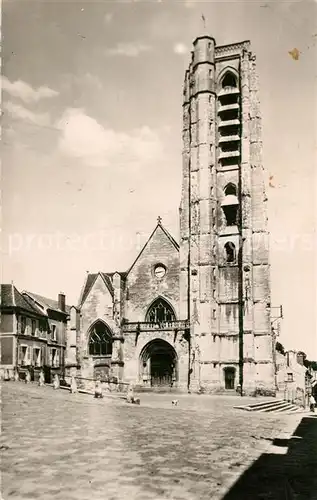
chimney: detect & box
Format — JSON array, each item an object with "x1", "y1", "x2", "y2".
[
  {"x1": 58, "y1": 292, "x2": 66, "y2": 312},
  {"x1": 296, "y1": 352, "x2": 305, "y2": 366}
]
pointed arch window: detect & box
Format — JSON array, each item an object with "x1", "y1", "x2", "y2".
[
  {"x1": 222, "y1": 72, "x2": 237, "y2": 89},
  {"x1": 146, "y1": 298, "x2": 176, "y2": 323},
  {"x1": 222, "y1": 184, "x2": 239, "y2": 226},
  {"x1": 225, "y1": 242, "x2": 236, "y2": 263},
  {"x1": 224, "y1": 183, "x2": 237, "y2": 196},
  {"x1": 88, "y1": 321, "x2": 113, "y2": 356}
]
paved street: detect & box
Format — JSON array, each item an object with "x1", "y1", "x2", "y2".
[{"x1": 1, "y1": 382, "x2": 316, "y2": 500}]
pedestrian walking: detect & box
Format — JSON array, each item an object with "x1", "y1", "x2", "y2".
[
  {"x1": 70, "y1": 375, "x2": 78, "y2": 394},
  {"x1": 53, "y1": 373, "x2": 60, "y2": 390},
  {"x1": 25, "y1": 370, "x2": 31, "y2": 384},
  {"x1": 94, "y1": 379, "x2": 103, "y2": 399},
  {"x1": 38, "y1": 370, "x2": 45, "y2": 387},
  {"x1": 309, "y1": 394, "x2": 316, "y2": 412}
]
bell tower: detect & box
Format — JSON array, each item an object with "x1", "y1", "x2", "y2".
[{"x1": 180, "y1": 34, "x2": 275, "y2": 395}]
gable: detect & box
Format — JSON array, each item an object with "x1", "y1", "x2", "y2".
[
  {"x1": 80, "y1": 274, "x2": 115, "y2": 333},
  {"x1": 128, "y1": 223, "x2": 179, "y2": 276},
  {"x1": 79, "y1": 272, "x2": 113, "y2": 307},
  {"x1": 81, "y1": 274, "x2": 113, "y2": 312},
  {"x1": 125, "y1": 224, "x2": 180, "y2": 322}
]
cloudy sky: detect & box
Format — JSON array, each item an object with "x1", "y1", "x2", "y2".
[{"x1": 2, "y1": 0, "x2": 317, "y2": 357}]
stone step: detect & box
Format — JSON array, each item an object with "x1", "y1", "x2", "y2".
[
  {"x1": 246, "y1": 399, "x2": 284, "y2": 409},
  {"x1": 286, "y1": 406, "x2": 304, "y2": 414},
  {"x1": 257, "y1": 401, "x2": 295, "y2": 413},
  {"x1": 134, "y1": 386, "x2": 183, "y2": 394},
  {"x1": 259, "y1": 403, "x2": 295, "y2": 413},
  {"x1": 234, "y1": 399, "x2": 283, "y2": 411},
  {"x1": 234, "y1": 399, "x2": 305, "y2": 414}
]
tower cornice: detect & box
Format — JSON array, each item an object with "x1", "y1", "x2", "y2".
[
  {"x1": 215, "y1": 40, "x2": 251, "y2": 57},
  {"x1": 193, "y1": 35, "x2": 216, "y2": 45}
]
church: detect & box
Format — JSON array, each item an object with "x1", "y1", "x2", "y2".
[{"x1": 65, "y1": 34, "x2": 275, "y2": 395}]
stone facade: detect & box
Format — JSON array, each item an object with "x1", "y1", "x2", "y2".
[
  {"x1": 276, "y1": 350, "x2": 307, "y2": 406},
  {"x1": 180, "y1": 35, "x2": 274, "y2": 395},
  {"x1": 71, "y1": 34, "x2": 275, "y2": 395}
]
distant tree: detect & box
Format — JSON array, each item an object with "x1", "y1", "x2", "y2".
[
  {"x1": 297, "y1": 351, "x2": 307, "y2": 360},
  {"x1": 305, "y1": 360, "x2": 317, "y2": 371},
  {"x1": 310, "y1": 361, "x2": 317, "y2": 371},
  {"x1": 275, "y1": 342, "x2": 285, "y2": 355},
  {"x1": 304, "y1": 359, "x2": 311, "y2": 368}
]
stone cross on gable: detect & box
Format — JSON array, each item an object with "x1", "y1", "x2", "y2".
[
  {"x1": 201, "y1": 14, "x2": 206, "y2": 29},
  {"x1": 157, "y1": 216, "x2": 162, "y2": 224}
]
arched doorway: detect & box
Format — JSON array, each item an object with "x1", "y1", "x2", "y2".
[
  {"x1": 224, "y1": 366, "x2": 236, "y2": 390},
  {"x1": 140, "y1": 339, "x2": 177, "y2": 388}
]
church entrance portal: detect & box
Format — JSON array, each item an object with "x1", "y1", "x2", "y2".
[{"x1": 140, "y1": 339, "x2": 177, "y2": 388}]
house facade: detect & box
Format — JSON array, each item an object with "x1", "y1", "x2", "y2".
[
  {"x1": 22, "y1": 291, "x2": 69, "y2": 382},
  {"x1": 0, "y1": 284, "x2": 69, "y2": 382},
  {"x1": 0, "y1": 284, "x2": 48, "y2": 379}
]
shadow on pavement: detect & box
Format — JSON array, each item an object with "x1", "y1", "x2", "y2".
[{"x1": 222, "y1": 416, "x2": 317, "y2": 500}]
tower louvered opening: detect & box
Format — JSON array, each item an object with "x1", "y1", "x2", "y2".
[{"x1": 217, "y1": 72, "x2": 241, "y2": 168}]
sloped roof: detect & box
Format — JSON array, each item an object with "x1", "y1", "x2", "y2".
[
  {"x1": 0, "y1": 284, "x2": 45, "y2": 316},
  {"x1": 78, "y1": 272, "x2": 114, "y2": 307},
  {"x1": 105, "y1": 271, "x2": 128, "y2": 280},
  {"x1": 127, "y1": 220, "x2": 179, "y2": 275},
  {"x1": 23, "y1": 291, "x2": 71, "y2": 315}
]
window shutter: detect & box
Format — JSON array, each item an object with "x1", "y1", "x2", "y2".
[
  {"x1": 41, "y1": 345, "x2": 46, "y2": 366},
  {"x1": 27, "y1": 346, "x2": 31, "y2": 363}
]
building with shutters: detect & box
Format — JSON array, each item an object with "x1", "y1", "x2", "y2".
[{"x1": 0, "y1": 284, "x2": 69, "y2": 382}]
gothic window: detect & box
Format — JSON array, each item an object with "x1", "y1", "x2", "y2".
[
  {"x1": 225, "y1": 242, "x2": 236, "y2": 263},
  {"x1": 88, "y1": 321, "x2": 113, "y2": 356},
  {"x1": 223, "y1": 205, "x2": 239, "y2": 226},
  {"x1": 224, "y1": 183, "x2": 237, "y2": 196},
  {"x1": 222, "y1": 72, "x2": 237, "y2": 89},
  {"x1": 222, "y1": 184, "x2": 239, "y2": 226},
  {"x1": 146, "y1": 299, "x2": 176, "y2": 324}
]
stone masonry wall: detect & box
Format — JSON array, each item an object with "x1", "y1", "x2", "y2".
[{"x1": 125, "y1": 225, "x2": 180, "y2": 322}]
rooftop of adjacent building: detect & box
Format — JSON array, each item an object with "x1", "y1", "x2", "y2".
[
  {"x1": 0, "y1": 283, "x2": 43, "y2": 316},
  {"x1": 0, "y1": 283, "x2": 71, "y2": 316},
  {"x1": 23, "y1": 291, "x2": 71, "y2": 315}
]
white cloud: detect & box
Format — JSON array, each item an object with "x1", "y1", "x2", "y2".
[
  {"x1": 184, "y1": 0, "x2": 196, "y2": 7},
  {"x1": 105, "y1": 42, "x2": 152, "y2": 57},
  {"x1": 173, "y1": 43, "x2": 188, "y2": 55},
  {"x1": 104, "y1": 12, "x2": 113, "y2": 24},
  {"x1": 4, "y1": 101, "x2": 51, "y2": 126},
  {"x1": 57, "y1": 108, "x2": 163, "y2": 168},
  {"x1": 1, "y1": 76, "x2": 59, "y2": 103}
]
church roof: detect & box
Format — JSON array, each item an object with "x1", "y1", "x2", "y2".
[
  {"x1": 78, "y1": 272, "x2": 115, "y2": 307},
  {"x1": 0, "y1": 284, "x2": 46, "y2": 316},
  {"x1": 127, "y1": 219, "x2": 179, "y2": 275},
  {"x1": 23, "y1": 291, "x2": 71, "y2": 315},
  {"x1": 78, "y1": 219, "x2": 178, "y2": 307}
]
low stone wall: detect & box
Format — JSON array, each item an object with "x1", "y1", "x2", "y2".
[{"x1": 64, "y1": 374, "x2": 130, "y2": 394}]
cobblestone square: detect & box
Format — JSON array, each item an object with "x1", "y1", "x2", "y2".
[{"x1": 1, "y1": 383, "x2": 316, "y2": 500}]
